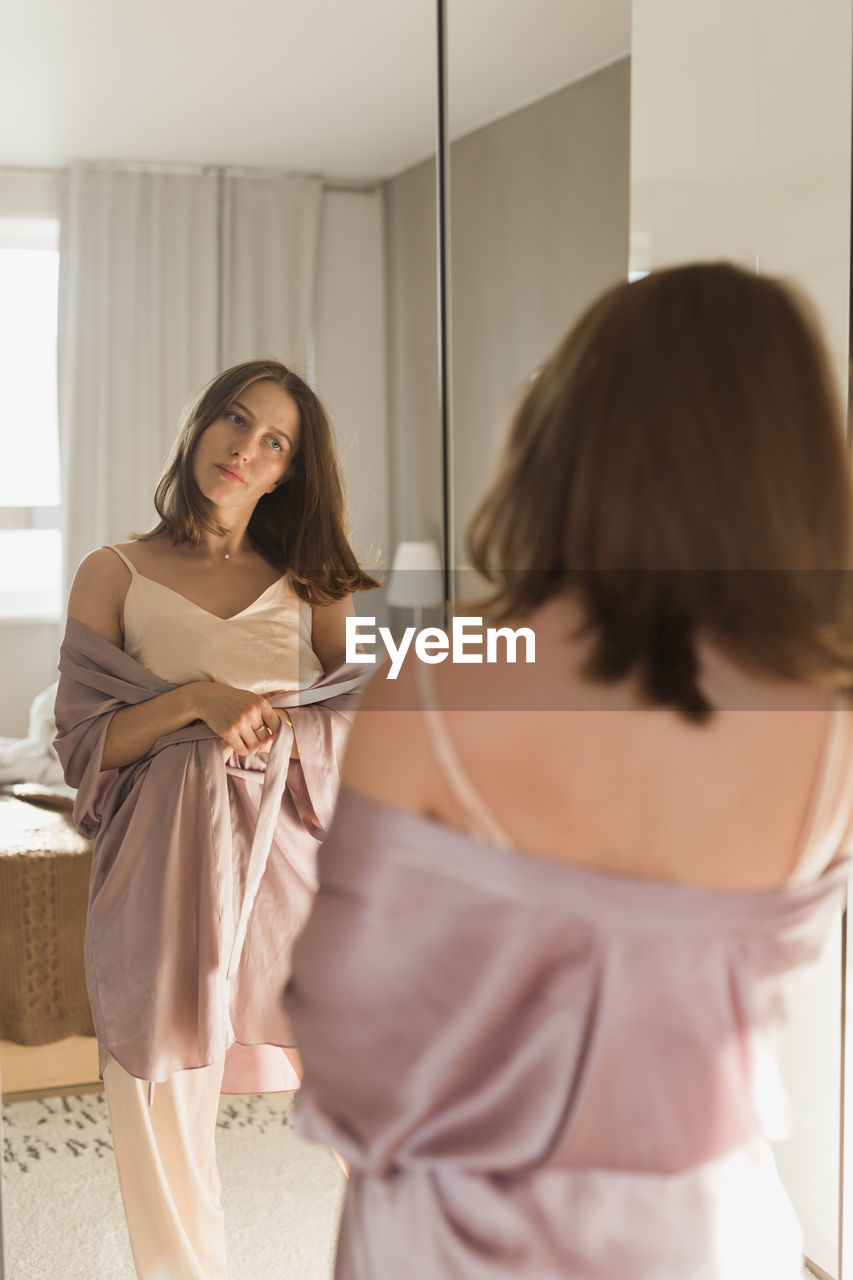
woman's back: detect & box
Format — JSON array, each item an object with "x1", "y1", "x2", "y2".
[
  {"x1": 287, "y1": 603, "x2": 853, "y2": 1280},
  {"x1": 347, "y1": 596, "x2": 850, "y2": 893}
]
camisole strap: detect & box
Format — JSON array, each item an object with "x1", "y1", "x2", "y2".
[
  {"x1": 414, "y1": 659, "x2": 514, "y2": 850},
  {"x1": 788, "y1": 694, "x2": 853, "y2": 885},
  {"x1": 105, "y1": 545, "x2": 137, "y2": 576}
]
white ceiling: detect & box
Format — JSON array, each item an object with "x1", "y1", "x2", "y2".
[{"x1": 1, "y1": 1, "x2": 630, "y2": 180}]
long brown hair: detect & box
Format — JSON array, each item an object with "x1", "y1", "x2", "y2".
[
  {"x1": 139, "y1": 359, "x2": 378, "y2": 604},
  {"x1": 468, "y1": 263, "x2": 853, "y2": 721}
]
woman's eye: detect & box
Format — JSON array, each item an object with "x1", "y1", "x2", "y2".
[
  {"x1": 227, "y1": 412, "x2": 246, "y2": 426},
  {"x1": 267, "y1": 437, "x2": 283, "y2": 451}
]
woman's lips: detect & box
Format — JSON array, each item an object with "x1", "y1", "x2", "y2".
[{"x1": 215, "y1": 464, "x2": 245, "y2": 484}]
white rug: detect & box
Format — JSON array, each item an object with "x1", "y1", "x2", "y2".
[{"x1": 2, "y1": 1090, "x2": 345, "y2": 1279}]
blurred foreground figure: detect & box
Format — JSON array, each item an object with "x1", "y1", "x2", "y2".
[{"x1": 286, "y1": 264, "x2": 853, "y2": 1279}]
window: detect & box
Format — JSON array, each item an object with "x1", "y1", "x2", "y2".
[{"x1": 0, "y1": 217, "x2": 61, "y2": 620}]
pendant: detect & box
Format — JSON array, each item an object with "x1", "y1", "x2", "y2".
[{"x1": 224, "y1": 553, "x2": 230, "y2": 560}]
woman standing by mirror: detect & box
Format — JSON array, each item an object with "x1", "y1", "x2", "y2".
[{"x1": 54, "y1": 359, "x2": 373, "y2": 1280}]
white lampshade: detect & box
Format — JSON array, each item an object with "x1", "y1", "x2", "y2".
[{"x1": 386, "y1": 540, "x2": 443, "y2": 609}]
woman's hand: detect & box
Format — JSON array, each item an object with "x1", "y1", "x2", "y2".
[
  {"x1": 192, "y1": 683, "x2": 281, "y2": 756},
  {"x1": 252, "y1": 709, "x2": 299, "y2": 759}
]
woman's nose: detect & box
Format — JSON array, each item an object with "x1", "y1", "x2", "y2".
[{"x1": 230, "y1": 431, "x2": 256, "y2": 460}]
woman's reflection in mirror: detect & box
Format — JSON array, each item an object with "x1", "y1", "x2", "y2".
[{"x1": 54, "y1": 359, "x2": 376, "y2": 1278}]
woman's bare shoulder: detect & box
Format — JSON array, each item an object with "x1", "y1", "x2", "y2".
[
  {"x1": 72, "y1": 545, "x2": 135, "y2": 587},
  {"x1": 66, "y1": 546, "x2": 133, "y2": 647}
]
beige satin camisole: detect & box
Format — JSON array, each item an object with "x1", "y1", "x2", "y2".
[{"x1": 108, "y1": 545, "x2": 325, "y2": 693}]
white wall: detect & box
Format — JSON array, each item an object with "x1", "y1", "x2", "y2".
[
  {"x1": 631, "y1": 2, "x2": 852, "y2": 1273},
  {"x1": 630, "y1": 0, "x2": 851, "y2": 399}
]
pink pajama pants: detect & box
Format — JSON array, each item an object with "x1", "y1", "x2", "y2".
[{"x1": 103, "y1": 1052, "x2": 227, "y2": 1280}]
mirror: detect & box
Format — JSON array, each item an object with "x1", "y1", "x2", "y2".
[{"x1": 0, "y1": 2, "x2": 440, "y2": 1275}]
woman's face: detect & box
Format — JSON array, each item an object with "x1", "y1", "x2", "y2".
[{"x1": 193, "y1": 378, "x2": 301, "y2": 513}]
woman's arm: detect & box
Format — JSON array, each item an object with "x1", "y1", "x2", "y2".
[
  {"x1": 311, "y1": 594, "x2": 356, "y2": 670},
  {"x1": 66, "y1": 550, "x2": 281, "y2": 768}
]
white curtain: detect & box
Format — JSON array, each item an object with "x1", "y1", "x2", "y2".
[
  {"x1": 57, "y1": 164, "x2": 323, "y2": 593},
  {"x1": 221, "y1": 172, "x2": 323, "y2": 375}
]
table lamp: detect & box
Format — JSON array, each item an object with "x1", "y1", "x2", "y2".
[{"x1": 385, "y1": 540, "x2": 443, "y2": 629}]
